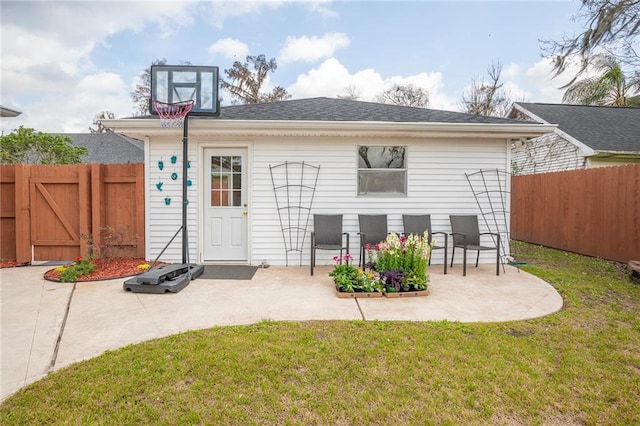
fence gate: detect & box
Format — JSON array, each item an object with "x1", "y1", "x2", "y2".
[{"x1": 29, "y1": 166, "x2": 90, "y2": 261}]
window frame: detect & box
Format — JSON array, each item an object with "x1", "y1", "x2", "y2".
[{"x1": 356, "y1": 145, "x2": 408, "y2": 197}]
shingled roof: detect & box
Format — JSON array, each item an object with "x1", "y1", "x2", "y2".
[
  {"x1": 187, "y1": 97, "x2": 532, "y2": 125},
  {"x1": 56, "y1": 132, "x2": 144, "y2": 164},
  {"x1": 512, "y1": 102, "x2": 640, "y2": 153}
]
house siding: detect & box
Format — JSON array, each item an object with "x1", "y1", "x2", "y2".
[
  {"x1": 511, "y1": 132, "x2": 585, "y2": 175},
  {"x1": 146, "y1": 136, "x2": 201, "y2": 262},
  {"x1": 144, "y1": 135, "x2": 512, "y2": 267}
]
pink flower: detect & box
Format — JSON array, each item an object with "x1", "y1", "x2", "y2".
[
  {"x1": 365, "y1": 243, "x2": 372, "y2": 250},
  {"x1": 344, "y1": 253, "x2": 352, "y2": 262},
  {"x1": 333, "y1": 256, "x2": 341, "y2": 263}
]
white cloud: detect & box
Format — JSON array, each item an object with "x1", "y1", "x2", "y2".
[
  {"x1": 202, "y1": 0, "x2": 338, "y2": 29},
  {"x1": 502, "y1": 63, "x2": 520, "y2": 80},
  {"x1": 308, "y1": 0, "x2": 339, "y2": 18},
  {"x1": 522, "y1": 57, "x2": 580, "y2": 103},
  {"x1": 465, "y1": 57, "x2": 589, "y2": 108},
  {"x1": 0, "y1": 2, "x2": 195, "y2": 132},
  {"x1": 3, "y1": 72, "x2": 131, "y2": 134},
  {"x1": 202, "y1": 1, "x2": 288, "y2": 29},
  {"x1": 279, "y1": 33, "x2": 350, "y2": 64},
  {"x1": 286, "y1": 58, "x2": 458, "y2": 110},
  {"x1": 208, "y1": 38, "x2": 250, "y2": 59}
]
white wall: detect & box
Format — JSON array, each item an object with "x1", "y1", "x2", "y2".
[
  {"x1": 146, "y1": 136, "x2": 201, "y2": 263},
  {"x1": 511, "y1": 132, "x2": 585, "y2": 175},
  {"x1": 146, "y1": 134, "x2": 512, "y2": 267}
]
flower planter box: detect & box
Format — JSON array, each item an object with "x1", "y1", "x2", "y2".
[
  {"x1": 335, "y1": 289, "x2": 384, "y2": 298},
  {"x1": 384, "y1": 290, "x2": 430, "y2": 298}
]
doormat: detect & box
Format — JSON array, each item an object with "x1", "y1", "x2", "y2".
[{"x1": 200, "y1": 265, "x2": 258, "y2": 280}]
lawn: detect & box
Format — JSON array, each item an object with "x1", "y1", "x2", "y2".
[{"x1": 1, "y1": 242, "x2": 639, "y2": 425}]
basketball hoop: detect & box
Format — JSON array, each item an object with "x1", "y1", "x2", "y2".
[{"x1": 152, "y1": 100, "x2": 195, "y2": 128}]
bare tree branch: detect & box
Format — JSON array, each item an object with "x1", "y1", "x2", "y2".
[
  {"x1": 375, "y1": 83, "x2": 430, "y2": 107},
  {"x1": 542, "y1": 0, "x2": 640, "y2": 84},
  {"x1": 460, "y1": 61, "x2": 514, "y2": 117}
]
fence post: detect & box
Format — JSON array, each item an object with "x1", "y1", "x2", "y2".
[
  {"x1": 90, "y1": 164, "x2": 103, "y2": 258},
  {"x1": 135, "y1": 163, "x2": 145, "y2": 258}
]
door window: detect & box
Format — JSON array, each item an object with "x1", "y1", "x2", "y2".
[{"x1": 210, "y1": 156, "x2": 242, "y2": 206}]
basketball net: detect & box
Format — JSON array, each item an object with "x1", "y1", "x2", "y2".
[{"x1": 153, "y1": 100, "x2": 195, "y2": 128}]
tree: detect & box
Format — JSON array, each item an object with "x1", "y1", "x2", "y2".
[
  {"x1": 544, "y1": 0, "x2": 640, "y2": 83},
  {"x1": 0, "y1": 126, "x2": 88, "y2": 164},
  {"x1": 337, "y1": 84, "x2": 362, "y2": 101},
  {"x1": 460, "y1": 61, "x2": 513, "y2": 117},
  {"x1": 131, "y1": 59, "x2": 192, "y2": 116},
  {"x1": 563, "y1": 54, "x2": 640, "y2": 105},
  {"x1": 375, "y1": 83, "x2": 430, "y2": 107},
  {"x1": 89, "y1": 111, "x2": 116, "y2": 133},
  {"x1": 131, "y1": 58, "x2": 167, "y2": 116},
  {"x1": 221, "y1": 54, "x2": 291, "y2": 104}
]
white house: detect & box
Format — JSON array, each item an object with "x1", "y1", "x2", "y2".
[
  {"x1": 509, "y1": 102, "x2": 640, "y2": 175},
  {"x1": 105, "y1": 97, "x2": 554, "y2": 267}
]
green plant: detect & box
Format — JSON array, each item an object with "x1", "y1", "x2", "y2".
[
  {"x1": 329, "y1": 254, "x2": 382, "y2": 293},
  {"x1": 59, "y1": 257, "x2": 95, "y2": 282},
  {"x1": 0, "y1": 126, "x2": 87, "y2": 164},
  {"x1": 374, "y1": 232, "x2": 432, "y2": 291}
]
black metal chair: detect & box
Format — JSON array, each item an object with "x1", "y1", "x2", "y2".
[
  {"x1": 402, "y1": 214, "x2": 448, "y2": 274},
  {"x1": 449, "y1": 215, "x2": 500, "y2": 276},
  {"x1": 358, "y1": 214, "x2": 388, "y2": 268},
  {"x1": 310, "y1": 214, "x2": 349, "y2": 276}
]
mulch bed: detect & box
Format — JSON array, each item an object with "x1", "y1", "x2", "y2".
[
  {"x1": 0, "y1": 260, "x2": 30, "y2": 269},
  {"x1": 2, "y1": 258, "x2": 162, "y2": 282},
  {"x1": 43, "y1": 258, "x2": 158, "y2": 282}
]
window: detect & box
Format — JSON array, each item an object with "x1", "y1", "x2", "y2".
[
  {"x1": 357, "y1": 146, "x2": 407, "y2": 195},
  {"x1": 210, "y1": 156, "x2": 242, "y2": 206}
]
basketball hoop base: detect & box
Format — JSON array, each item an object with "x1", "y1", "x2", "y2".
[{"x1": 123, "y1": 263, "x2": 204, "y2": 294}]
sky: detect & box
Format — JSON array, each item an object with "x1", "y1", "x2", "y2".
[{"x1": 1, "y1": 0, "x2": 589, "y2": 133}]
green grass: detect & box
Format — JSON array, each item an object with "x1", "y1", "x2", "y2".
[{"x1": 2, "y1": 242, "x2": 639, "y2": 425}]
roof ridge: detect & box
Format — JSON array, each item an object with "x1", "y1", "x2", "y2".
[{"x1": 517, "y1": 102, "x2": 640, "y2": 110}]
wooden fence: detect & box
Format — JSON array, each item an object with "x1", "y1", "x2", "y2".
[
  {"x1": 511, "y1": 164, "x2": 640, "y2": 263},
  {"x1": 1, "y1": 164, "x2": 144, "y2": 263}
]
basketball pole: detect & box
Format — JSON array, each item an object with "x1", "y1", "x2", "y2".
[{"x1": 181, "y1": 115, "x2": 189, "y2": 265}]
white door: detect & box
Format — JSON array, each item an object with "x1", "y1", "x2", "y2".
[{"x1": 203, "y1": 148, "x2": 248, "y2": 261}]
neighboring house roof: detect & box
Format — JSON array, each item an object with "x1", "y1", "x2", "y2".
[
  {"x1": 57, "y1": 132, "x2": 144, "y2": 164},
  {"x1": 510, "y1": 102, "x2": 640, "y2": 154},
  {"x1": 0, "y1": 106, "x2": 22, "y2": 118}
]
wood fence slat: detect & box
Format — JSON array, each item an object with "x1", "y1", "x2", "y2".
[
  {"x1": 512, "y1": 164, "x2": 640, "y2": 263},
  {"x1": 0, "y1": 166, "x2": 16, "y2": 259},
  {"x1": 79, "y1": 166, "x2": 91, "y2": 258},
  {"x1": 15, "y1": 164, "x2": 31, "y2": 263}
]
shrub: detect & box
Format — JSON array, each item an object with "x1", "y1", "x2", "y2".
[{"x1": 59, "y1": 257, "x2": 95, "y2": 282}]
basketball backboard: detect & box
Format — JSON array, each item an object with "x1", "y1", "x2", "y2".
[{"x1": 150, "y1": 65, "x2": 220, "y2": 116}]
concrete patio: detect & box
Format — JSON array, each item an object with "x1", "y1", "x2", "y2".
[{"x1": 1, "y1": 263, "x2": 563, "y2": 400}]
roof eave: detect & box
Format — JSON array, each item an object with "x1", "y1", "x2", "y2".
[
  {"x1": 102, "y1": 118, "x2": 556, "y2": 140},
  {"x1": 590, "y1": 150, "x2": 640, "y2": 158}
]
